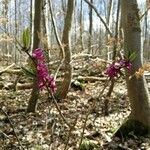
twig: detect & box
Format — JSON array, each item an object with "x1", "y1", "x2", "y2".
[
  {"x1": 0, "y1": 108, "x2": 24, "y2": 150},
  {"x1": 48, "y1": 0, "x2": 65, "y2": 80},
  {"x1": 140, "y1": 6, "x2": 150, "y2": 20},
  {"x1": 84, "y1": 0, "x2": 113, "y2": 37},
  {"x1": 98, "y1": 77, "x2": 110, "y2": 98},
  {"x1": 47, "y1": 88, "x2": 71, "y2": 128},
  {"x1": 78, "y1": 109, "x2": 91, "y2": 148},
  {"x1": 78, "y1": 100, "x2": 98, "y2": 148},
  {"x1": 0, "y1": 63, "x2": 15, "y2": 75},
  {"x1": 64, "y1": 116, "x2": 78, "y2": 150},
  {"x1": 0, "y1": 130, "x2": 10, "y2": 139}
]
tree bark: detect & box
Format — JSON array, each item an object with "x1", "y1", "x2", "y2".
[
  {"x1": 27, "y1": 0, "x2": 42, "y2": 113},
  {"x1": 56, "y1": 0, "x2": 74, "y2": 99},
  {"x1": 88, "y1": 0, "x2": 93, "y2": 54},
  {"x1": 79, "y1": 0, "x2": 84, "y2": 51},
  {"x1": 115, "y1": 0, "x2": 150, "y2": 137}
]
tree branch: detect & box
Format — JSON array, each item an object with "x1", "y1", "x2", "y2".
[
  {"x1": 140, "y1": 6, "x2": 150, "y2": 20},
  {"x1": 84, "y1": 0, "x2": 113, "y2": 37},
  {"x1": 0, "y1": 108, "x2": 24, "y2": 150}
]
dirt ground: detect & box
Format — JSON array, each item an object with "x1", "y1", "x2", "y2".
[{"x1": 0, "y1": 59, "x2": 150, "y2": 150}]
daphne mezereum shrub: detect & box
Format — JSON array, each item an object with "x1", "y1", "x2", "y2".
[
  {"x1": 32, "y1": 48, "x2": 56, "y2": 92},
  {"x1": 105, "y1": 59, "x2": 132, "y2": 78}
]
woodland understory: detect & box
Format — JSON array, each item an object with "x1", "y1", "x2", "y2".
[{"x1": 0, "y1": 58, "x2": 150, "y2": 150}]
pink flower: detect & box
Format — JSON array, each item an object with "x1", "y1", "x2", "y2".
[
  {"x1": 105, "y1": 59, "x2": 132, "y2": 78},
  {"x1": 32, "y1": 48, "x2": 56, "y2": 92},
  {"x1": 105, "y1": 63, "x2": 120, "y2": 77},
  {"x1": 36, "y1": 63, "x2": 56, "y2": 92},
  {"x1": 32, "y1": 48, "x2": 45, "y2": 62},
  {"x1": 118, "y1": 59, "x2": 132, "y2": 70},
  {"x1": 46, "y1": 75, "x2": 56, "y2": 92},
  {"x1": 37, "y1": 63, "x2": 48, "y2": 79}
]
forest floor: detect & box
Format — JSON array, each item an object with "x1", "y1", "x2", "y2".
[{"x1": 0, "y1": 58, "x2": 150, "y2": 150}]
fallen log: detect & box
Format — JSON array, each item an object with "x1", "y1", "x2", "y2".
[
  {"x1": 2, "y1": 82, "x2": 33, "y2": 90},
  {"x1": 0, "y1": 67, "x2": 23, "y2": 76},
  {"x1": 76, "y1": 76, "x2": 107, "y2": 82}
]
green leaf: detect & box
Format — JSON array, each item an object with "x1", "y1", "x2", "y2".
[
  {"x1": 22, "y1": 28, "x2": 30, "y2": 49},
  {"x1": 79, "y1": 139, "x2": 98, "y2": 150},
  {"x1": 21, "y1": 66, "x2": 36, "y2": 78},
  {"x1": 124, "y1": 49, "x2": 136, "y2": 61},
  {"x1": 129, "y1": 52, "x2": 136, "y2": 61}
]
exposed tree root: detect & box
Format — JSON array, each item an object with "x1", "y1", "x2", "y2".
[{"x1": 114, "y1": 119, "x2": 149, "y2": 138}]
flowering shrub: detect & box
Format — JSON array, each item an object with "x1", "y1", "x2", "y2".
[
  {"x1": 32, "y1": 48, "x2": 56, "y2": 92},
  {"x1": 32, "y1": 48, "x2": 45, "y2": 62},
  {"x1": 105, "y1": 59, "x2": 132, "y2": 78}
]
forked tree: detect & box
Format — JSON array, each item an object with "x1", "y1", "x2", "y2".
[{"x1": 56, "y1": 0, "x2": 74, "y2": 99}]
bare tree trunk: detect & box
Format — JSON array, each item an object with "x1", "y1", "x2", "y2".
[
  {"x1": 27, "y1": 0, "x2": 42, "y2": 113},
  {"x1": 2, "y1": 0, "x2": 8, "y2": 64},
  {"x1": 115, "y1": 0, "x2": 150, "y2": 137},
  {"x1": 45, "y1": 0, "x2": 51, "y2": 57},
  {"x1": 105, "y1": 0, "x2": 120, "y2": 116},
  {"x1": 79, "y1": 0, "x2": 84, "y2": 51},
  {"x1": 61, "y1": 0, "x2": 67, "y2": 14},
  {"x1": 48, "y1": 0, "x2": 64, "y2": 58},
  {"x1": 30, "y1": 0, "x2": 32, "y2": 46},
  {"x1": 14, "y1": 0, "x2": 17, "y2": 64},
  {"x1": 56, "y1": 0, "x2": 74, "y2": 99},
  {"x1": 143, "y1": 1, "x2": 148, "y2": 62},
  {"x1": 88, "y1": 0, "x2": 93, "y2": 54},
  {"x1": 42, "y1": 0, "x2": 48, "y2": 50},
  {"x1": 105, "y1": 0, "x2": 112, "y2": 60}
]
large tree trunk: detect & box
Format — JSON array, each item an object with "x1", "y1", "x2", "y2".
[
  {"x1": 115, "y1": 0, "x2": 150, "y2": 137},
  {"x1": 56, "y1": 0, "x2": 74, "y2": 99},
  {"x1": 27, "y1": 0, "x2": 42, "y2": 113}
]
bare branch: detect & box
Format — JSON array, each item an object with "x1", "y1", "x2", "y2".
[
  {"x1": 84, "y1": 0, "x2": 113, "y2": 37},
  {"x1": 140, "y1": 6, "x2": 150, "y2": 20},
  {"x1": 0, "y1": 108, "x2": 24, "y2": 150}
]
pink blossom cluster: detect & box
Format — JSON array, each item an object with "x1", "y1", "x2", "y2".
[
  {"x1": 32, "y1": 48, "x2": 56, "y2": 92},
  {"x1": 105, "y1": 59, "x2": 132, "y2": 78}
]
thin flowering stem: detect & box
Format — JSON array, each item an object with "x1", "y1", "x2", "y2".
[
  {"x1": 98, "y1": 58, "x2": 132, "y2": 98},
  {"x1": 98, "y1": 77, "x2": 110, "y2": 98},
  {"x1": 46, "y1": 85, "x2": 71, "y2": 128},
  {"x1": 64, "y1": 116, "x2": 78, "y2": 150},
  {"x1": 25, "y1": 48, "x2": 70, "y2": 127},
  {"x1": 26, "y1": 51, "x2": 37, "y2": 66}
]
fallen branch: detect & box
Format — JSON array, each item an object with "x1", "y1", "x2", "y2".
[
  {"x1": 0, "y1": 82, "x2": 33, "y2": 90},
  {"x1": 0, "y1": 75, "x2": 107, "y2": 90},
  {"x1": 77, "y1": 76, "x2": 107, "y2": 82},
  {"x1": 0, "y1": 63, "x2": 15, "y2": 75},
  {"x1": 0, "y1": 108, "x2": 24, "y2": 150},
  {"x1": 0, "y1": 69, "x2": 23, "y2": 75}
]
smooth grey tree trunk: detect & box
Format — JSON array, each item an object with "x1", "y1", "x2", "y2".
[{"x1": 115, "y1": 0, "x2": 150, "y2": 136}]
